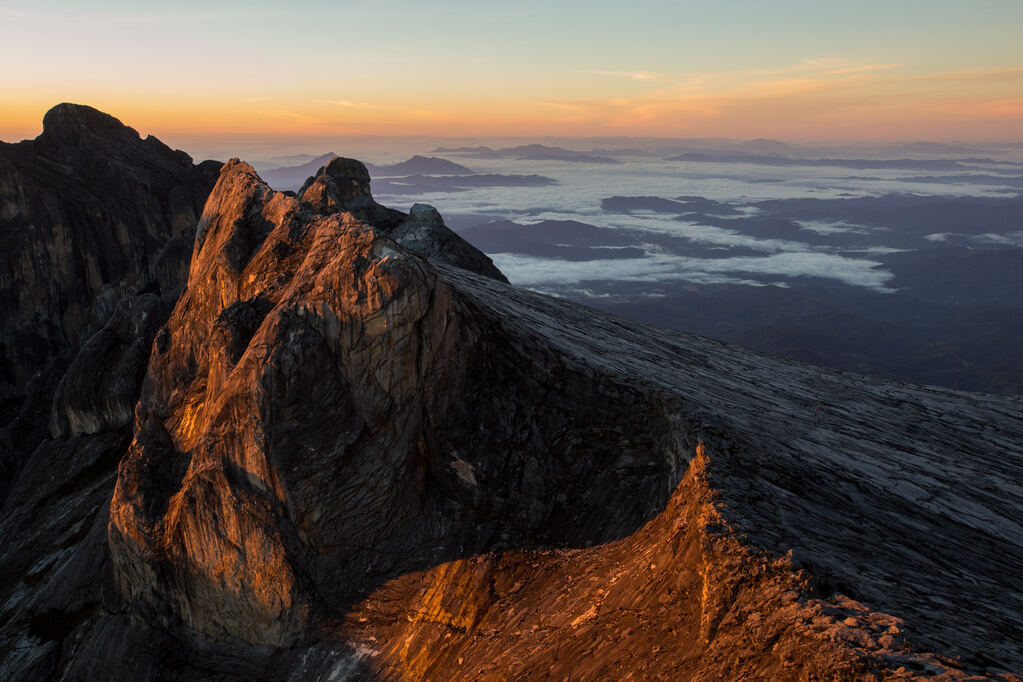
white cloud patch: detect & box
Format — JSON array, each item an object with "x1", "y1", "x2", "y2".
[
  {"x1": 975, "y1": 231, "x2": 1023, "y2": 247},
  {"x1": 586, "y1": 70, "x2": 674, "y2": 81},
  {"x1": 922, "y1": 232, "x2": 1023, "y2": 246},
  {"x1": 492, "y1": 251, "x2": 895, "y2": 292},
  {"x1": 637, "y1": 218, "x2": 809, "y2": 252},
  {"x1": 840, "y1": 246, "x2": 906, "y2": 255},
  {"x1": 797, "y1": 220, "x2": 879, "y2": 235},
  {"x1": 316, "y1": 99, "x2": 373, "y2": 108}
]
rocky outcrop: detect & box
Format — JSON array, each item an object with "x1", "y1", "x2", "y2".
[
  {"x1": 108, "y1": 159, "x2": 648, "y2": 649},
  {"x1": 297, "y1": 156, "x2": 507, "y2": 282},
  {"x1": 1, "y1": 110, "x2": 1022, "y2": 680},
  {"x1": 0, "y1": 103, "x2": 220, "y2": 499}
]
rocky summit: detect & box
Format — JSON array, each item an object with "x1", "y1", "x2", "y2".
[{"x1": 1, "y1": 106, "x2": 1023, "y2": 681}]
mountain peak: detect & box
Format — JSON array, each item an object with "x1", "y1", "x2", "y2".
[
  {"x1": 198, "y1": 157, "x2": 507, "y2": 282},
  {"x1": 28, "y1": 102, "x2": 197, "y2": 171},
  {"x1": 299, "y1": 155, "x2": 374, "y2": 211},
  {"x1": 39, "y1": 102, "x2": 140, "y2": 145},
  {"x1": 289, "y1": 157, "x2": 505, "y2": 281}
]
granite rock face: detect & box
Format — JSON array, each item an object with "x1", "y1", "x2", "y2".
[
  {"x1": 108, "y1": 160, "x2": 664, "y2": 649},
  {"x1": 0, "y1": 103, "x2": 220, "y2": 499},
  {"x1": 2, "y1": 110, "x2": 1023, "y2": 681}
]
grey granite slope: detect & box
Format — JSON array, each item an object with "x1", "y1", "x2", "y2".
[{"x1": 438, "y1": 260, "x2": 1023, "y2": 674}]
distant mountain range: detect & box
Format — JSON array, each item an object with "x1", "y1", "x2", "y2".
[
  {"x1": 258, "y1": 152, "x2": 337, "y2": 190},
  {"x1": 258, "y1": 153, "x2": 555, "y2": 193},
  {"x1": 368, "y1": 155, "x2": 473, "y2": 176},
  {"x1": 886, "y1": 141, "x2": 985, "y2": 155},
  {"x1": 431, "y1": 143, "x2": 622, "y2": 164},
  {"x1": 374, "y1": 173, "x2": 556, "y2": 194},
  {"x1": 664, "y1": 152, "x2": 1009, "y2": 171}
]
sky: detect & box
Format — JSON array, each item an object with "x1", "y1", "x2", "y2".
[{"x1": 1, "y1": 0, "x2": 1022, "y2": 142}]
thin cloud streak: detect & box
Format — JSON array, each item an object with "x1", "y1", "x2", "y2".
[
  {"x1": 586, "y1": 70, "x2": 676, "y2": 81},
  {"x1": 535, "y1": 58, "x2": 1023, "y2": 138},
  {"x1": 315, "y1": 100, "x2": 374, "y2": 108}
]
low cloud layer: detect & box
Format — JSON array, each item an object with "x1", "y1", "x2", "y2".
[
  {"x1": 371, "y1": 155, "x2": 1022, "y2": 296},
  {"x1": 492, "y1": 250, "x2": 895, "y2": 292}
]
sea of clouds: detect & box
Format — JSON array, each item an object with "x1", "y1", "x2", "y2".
[{"x1": 371, "y1": 156, "x2": 1020, "y2": 295}]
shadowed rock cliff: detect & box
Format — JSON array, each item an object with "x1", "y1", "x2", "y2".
[
  {"x1": 0, "y1": 105, "x2": 222, "y2": 680},
  {"x1": 1, "y1": 112, "x2": 1022, "y2": 680},
  {"x1": 0, "y1": 103, "x2": 221, "y2": 500}
]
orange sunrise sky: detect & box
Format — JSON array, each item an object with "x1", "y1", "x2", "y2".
[{"x1": 2, "y1": 0, "x2": 1022, "y2": 144}]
